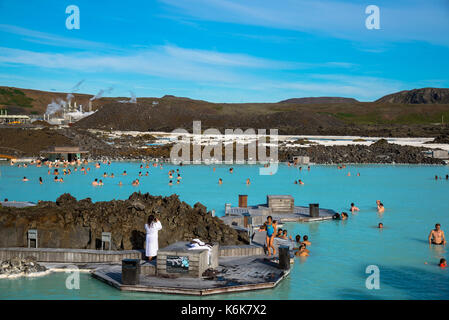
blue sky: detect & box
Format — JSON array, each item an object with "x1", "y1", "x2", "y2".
[{"x1": 0, "y1": 0, "x2": 448, "y2": 102}]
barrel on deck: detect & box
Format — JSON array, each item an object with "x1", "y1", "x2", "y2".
[
  {"x1": 309, "y1": 203, "x2": 319, "y2": 217},
  {"x1": 239, "y1": 195, "x2": 248, "y2": 208},
  {"x1": 122, "y1": 259, "x2": 141, "y2": 285}
]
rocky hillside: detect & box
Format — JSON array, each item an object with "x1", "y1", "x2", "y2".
[
  {"x1": 280, "y1": 139, "x2": 445, "y2": 164},
  {"x1": 376, "y1": 88, "x2": 449, "y2": 104},
  {"x1": 279, "y1": 97, "x2": 358, "y2": 104},
  {"x1": 0, "y1": 193, "x2": 249, "y2": 250}
]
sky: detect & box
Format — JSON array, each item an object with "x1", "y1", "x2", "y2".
[{"x1": 0, "y1": 0, "x2": 448, "y2": 102}]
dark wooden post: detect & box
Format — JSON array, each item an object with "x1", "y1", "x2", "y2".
[
  {"x1": 239, "y1": 195, "x2": 248, "y2": 208},
  {"x1": 278, "y1": 245, "x2": 290, "y2": 270},
  {"x1": 309, "y1": 203, "x2": 319, "y2": 217}
]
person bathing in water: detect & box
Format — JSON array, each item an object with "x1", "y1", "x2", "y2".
[
  {"x1": 376, "y1": 200, "x2": 385, "y2": 213},
  {"x1": 429, "y1": 223, "x2": 446, "y2": 245},
  {"x1": 350, "y1": 203, "x2": 360, "y2": 213}
]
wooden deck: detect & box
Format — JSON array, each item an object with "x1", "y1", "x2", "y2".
[
  {"x1": 0, "y1": 247, "x2": 142, "y2": 263},
  {"x1": 92, "y1": 255, "x2": 290, "y2": 296}
]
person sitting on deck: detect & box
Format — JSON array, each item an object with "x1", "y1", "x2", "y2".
[
  {"x1": 282, "y1": 229, "x2": 293, "y2": 240},
  {"x1": 302, "y1": 235, "x2": 311, "y2": 246},
  {"x1": 350, "y1": 203, "x2": 360, "y2": 213},
  {"x1": 439, "y1": 258, "x2": 447, "y2": 268},
  {"x1": 276, "y1": 228, "x2": 283, "y2": 238},
  {"x1": 429, "y1": 223, "x2": 446, "y2": 245}
]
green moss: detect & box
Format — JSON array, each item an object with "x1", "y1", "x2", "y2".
[{"x1": 0, "y1": 88, "x2": 34, "y2": 108}]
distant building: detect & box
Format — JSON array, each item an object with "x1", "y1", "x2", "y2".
[
  {"x1": 293, "y1": 156, "x2": 310, "y2": 165},
  {"x1": 40, "y1": 146, "x2": 89, "y2": 162},
  {"x1": 0, "y1": 109, "x2": 31, "y2": 124}
]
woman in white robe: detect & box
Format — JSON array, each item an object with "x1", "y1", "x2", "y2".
[{"x1": 145, "y1": 215, "x2": 162, "y2": 260}]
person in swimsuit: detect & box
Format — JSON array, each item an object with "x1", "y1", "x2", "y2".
[
  {"x1": 429, "y1": 223, "x2": 446, "y2": 245},
  {"x1": 378, "y1": 223, "x2": 384, "y2": 229},
  {"x1": 341, "y1": 212, "x2": 348, "y2": 220},
  {"x1": 259, "y1": 216, "x2": 276, "y2": 257},
  {"x1": 439, "y1": 258, "x2": 447, "y2": 268}
]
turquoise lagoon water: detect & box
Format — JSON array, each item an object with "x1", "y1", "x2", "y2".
[{"x1": 0, "y1": 162, "x2": 449, "y2": 299}]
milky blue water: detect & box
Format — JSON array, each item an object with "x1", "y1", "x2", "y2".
[{"x1": 1, "y1": 162, "x2": 448, "y2": 299}]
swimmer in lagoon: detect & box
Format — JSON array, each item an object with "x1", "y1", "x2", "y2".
[
  {"x1": 122, "y1": 171, "x2": 127, "y2": 176},
  {"x1": 377, "y1": 202, "x2": 385, "y2": 213},
  {"x1": 429, "y1": 223, "x2": 446, "y2": 245},
  {"x1": 22, "y1": 177, "x2": 29, "y2": 182},
  {"x1": 168, "y1": 180, "x2": 173, "y2": 186},
  {"x1": 92, "y1": 179, "x2": 99, "y2": 186},
  {"x1": 295, "y1": 243, "x2": 309, "y2": 257},
  {"x1": 39, "y1": 177, "x2": 43, "y2": 184},
  {"x1": 439, "y1": 258, "x2": 447, "y2": 268},
  {"x1": 378, "y1": 223, "x2": 384, "y2": 229},
  {"x1": 350, "y1": 203, "x2": 360, "y2": 213},
  {"x1": 302, "y1": 235, "x2": 311, "y2": 246},
  {"x1": 246, "y1": 178, "x2": 251, "y2": 185},
  {"x1": 341, "y1": 212, "x2": 348, "y2": 220},
  {"x1": 218, "y1": 178, "x2": 223, "y2": 185},
  {"x1": 118, "y1": 181, "x2": 123, "y2": 186},
  {"x1": 298, "y1": 179, "x2": 304, "y2": 185}
]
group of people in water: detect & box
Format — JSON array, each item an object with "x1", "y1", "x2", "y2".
[
  {"x1": 258, "y1": 215, "x2": 312, "y2": 258},
  {"x1": 11, "y1": 157, "x2": 449, "y2": 268}
]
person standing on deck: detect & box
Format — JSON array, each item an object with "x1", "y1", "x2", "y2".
[
  {"x1": 145, "y1": 215, "x2": 162, "y2": 261},
  {"x1": 258, "y1": 216, "x2": 277, "y2": 257}
]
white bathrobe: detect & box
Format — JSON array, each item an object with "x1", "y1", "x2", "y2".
[{"x1": 145, "y1": 221, "x2": 162, "y2": 257}]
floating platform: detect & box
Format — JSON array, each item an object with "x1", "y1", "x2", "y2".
[
  {"x1": 92, "y1": 255, "x2": 290, "y2": 296},
  {"x1": 221, "y1": 205, "x2": 335, "y2": 229}
]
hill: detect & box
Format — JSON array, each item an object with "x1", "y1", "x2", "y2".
[
  {"x1": 279, "y1": 97, "x2": 358, "y2": 104},
  {"x1": 376, "y1": 88, "x2": 449, "y2": 104}
]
